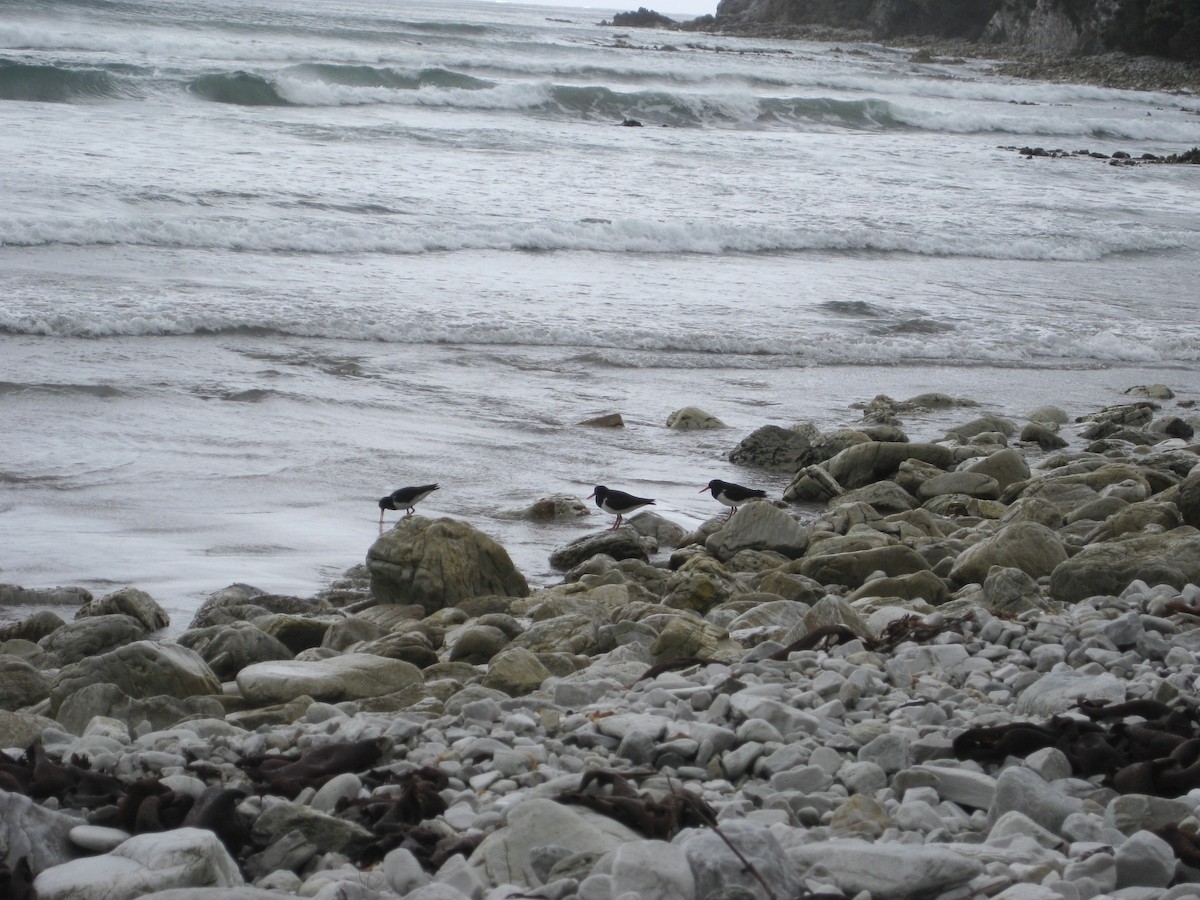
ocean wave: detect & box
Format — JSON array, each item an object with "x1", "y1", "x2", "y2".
[
  {"x1": 201, "y1": 73, "x2": 1200, "y2": 141},
  {"x1": 0, "y1": 57, "x2": 142, "y2": 102},
  {"x1": 7, "y1": 51, "x2": 1198, "y2": 145},
  {"x1": 2, "y1": 213, "x2": 1196, "y2": 262},
  {"x1": 282, "y1": 63, "x2": 493, "y2": 92},
  {"x1": 1, "y1": 310, "x2": 1196, "y2": 368},
  {"x1": 188, "y1": 71, "x2": 291, "y2": 106},
  {"x1": 0, "y1": 380, "x2": 123, "y2": 397}
]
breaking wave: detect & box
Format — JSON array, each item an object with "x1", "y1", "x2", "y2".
[{"x1": 2, "y1": 213, "x2": 1196, "y2": 261}]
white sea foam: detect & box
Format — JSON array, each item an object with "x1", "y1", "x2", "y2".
[{"x1": 2, "y1": 213, "x2": 1196, "y2": 260}]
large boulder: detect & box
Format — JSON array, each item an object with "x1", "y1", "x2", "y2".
[
  {"x1": 1016, "y1": 478, "x2": 1101, "y2": 515},
  {"x1": 945, "y1": 415, "x2": 1017, "y2": 441},
  {"x1": 784, "y1": 464, "x2": 844, "y2": 502},
  {"x1": 252, "y1": 801, "x2": 375, "y2": 857},
  {"x1": 704, "y1": 502, "x2": 809, "y2": 561},
  {"x1": 75, "y1": 586, "x2": 169, "y2": 631},
  {"x1": 916, "y1": 471, "x2": 1000, "y2": 502},
  {"x1": 961, "y1": 448, "x2": 1032, "y2": 490},
  {"x1": 846, "y1": 569, "x2": 949, "y2": 606},
  {"x1": 176, "y1": 620, "x2": 295, "y2": 680},
  {"x1": 0, "y1": 584, "x2": 91, "y2": 608},
  {"x1": 236, "y1": 653, "x2": 423, "y2": 705},
  {"x1": 0, "y1": 656, "x2": 51, "y2": 710},
  {"x1": 786, "y1": 838, "x2": 980, "y2": 899},
  {"x1": 368, "y1": 516, "x2": 529, "y2": 612},
  {"x1": 947, "y1": 522, "x2": 1068, "y2": 587},
  {"x1": 728, "y1": 424, "x2": 820, "y2": 472},
  {"x1": 666, "y1": 406, "x2": 726, "y2": 430},
  {"x1": 38, "y1": 614, "x2": 148, "y2": 666},
  {"x1": 0, "y1": 709, "x2": 59, "y2": 749},
  {"x1": 660, "y1": 556, "x2": 742, "y2": 614},
  {"x1": 0, "y1": 790, "x2": 80, "y2": 873},
  {"x1": 679, "y1": 821, "x2": 803, "y2": 898},
  {"x1": 549, "y1": 527, "x2": 650, "y2": 570},
  {"x1": 251, "y1": 613, "x2": 338, "y2": 654},
  {"x1": 0, "y1": 609, "x2": 66, "y2": 643},
  {"x1": 519, "y1": 494, "x2": 591, "y2": 521},
  {"x1": 48, "y1": 641, "x2": 221, "y2": 715},
  {"x1": 1083, "y1": 500, "x2": 1182, "y2": 543},
  {"x1": 1049, "y1": 527, "x2": 1200, "y2": 602},
  {"x1": 482, "y1": 647, "x2": 552, "y2": 697},
  {"x1": 1177, "y1": 472, "x2": 1200, "y2": 528},
  {"x1": 832, "y1": 481, "x2": 916, "y2": 514},
  {"x1": 470, "y1": 797, "x2": 643, "y2": 888},
  {"x1": 33, "y1": 827, "x2": 242, "y2": 899},
  {"x1": 822, "y1": 442, "x2": 954, "y2": 490},
  {"x1": 796, "y1": 545, "x2": 931, "y2": 591},
  {"x1": 188, "y1": 586, "x2": 333, "y2": 630},
  {"x1": 55, "y1": 682, "x2": 225, "y2": 735}
]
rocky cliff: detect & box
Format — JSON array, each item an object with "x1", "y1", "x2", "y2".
[{"x1": 712, "y1": 0, "x2": 1195, "y2": 58}]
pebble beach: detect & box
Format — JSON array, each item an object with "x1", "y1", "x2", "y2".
[{"x1": 5, "y1": 386, "x2": 1200, "y2": 900}]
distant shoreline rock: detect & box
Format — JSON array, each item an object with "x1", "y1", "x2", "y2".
[{"x1": 600, "y1": 6, "x2": 1200, "y2": 94}]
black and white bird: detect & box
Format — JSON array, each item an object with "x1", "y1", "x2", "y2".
[
  {"x1": 700, "y1": 478, "x2": 767, "y2": 519},
  {"x1": 587, "y1": 485, "x2": 655, "y2": 530},
  {"x1": 378, "y1": 483, "x2": 439, "y2": 523}
]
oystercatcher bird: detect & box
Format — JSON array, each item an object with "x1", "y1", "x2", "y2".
[
  {"x1": 587, "y1": 485, "x2": 655, "y2": 530},
  {"x1": 701, "y1": 478, "x2": 767, "y2": 519},
  {"x1": 378, "y1": 483, "x2": 439, "y2": 523}
]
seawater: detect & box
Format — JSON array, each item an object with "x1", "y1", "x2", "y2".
[{"x1": 2, "y1": 0, "x2": 1199, "y2": 630}]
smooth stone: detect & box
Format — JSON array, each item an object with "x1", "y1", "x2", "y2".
[
  {"x1": 236, "y1": 653, "x2": 423, "y2": 705},
  {"x1": 948, "y1": 521, "x2": 1067, "y2": 587},
  {"x1": 677, "y1": 819, "x2": 801, "y2": 899},
  {"x1": 37, "y1": 615, "x2": 148, "y2": 667},
  {"x1": 0, "y1": 656, "x2": 52, "y2": 710},
  {"x1": 385, "y1": 847, "x2": 431, "y2": 895},
  {"x1": 33, "y1": 828, "x2": 242, "y2": 899},
  {"x1": 310, "y1": 772, "x2": 362, "y2": 815},
  {"x1": 666, "y1": 406, "x2": 726, "y2": 430},
  {"x1": 704, "y1": 502, "x2": 809, "y2": 562},
  {"x1": 786, "y1": 838, "x2": 981, "y2": 899},
  {"x1": 252, "y1": 800, "x2": 375, "y2": 856},
  {"x1": 1105, "y1": 794, "x2": 1194, "y2": 834},
  {"x1": 75, "y1": 586, "x2": 170, "y2": 631},
  {"x1": 1049, "y1": 527, "x2": 1200, "y2": 602},
  {"x1": 1115, "y1": 829, "x2": 1176, "y2": 889},
  {"x1": 610, "y1": 840, "x2": 694, "y2": 900},
  {"x1": 49, "y1": 641, "x2": 221, "y2": 715},
  {"x1": 821, "y1": 442, "x2": 955, "y2": 490},
  {"x1": 469, "y1": 798, "x2": 643, "y2": 888},
  {"x1": 69, "y1": 824, "x2": 131, "y2": 853},
  {"x1": 367, "y1": 515, "x2": 530, "y2": 611},
  {"x1": 432, "y1": 854, "x2": 486, "y2": 899},
  {"x1": 1015, "y1": 671, "x2": 1126, "y2": 716},
  {"x1": 0, "y1": 790, "x2": 80, "y2": 872},
  {"x1": 989, "y1": 766, "x2": 1083, "y2": 832}
]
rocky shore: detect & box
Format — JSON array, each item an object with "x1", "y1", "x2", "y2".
[
  {"x1": 608, "y1": 12, "x2": 1200, "y2": 95},
  {"x1": 4, "y1": 385, "x2": 1200, "y2": 899}
]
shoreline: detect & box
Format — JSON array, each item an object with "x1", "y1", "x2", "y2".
[
  {"x1": 672, "y1": 20, "x2": 1200, "y2": 95},
  {"x1": 5, "y1": 387, "x2": 1200, "y2": 895}
]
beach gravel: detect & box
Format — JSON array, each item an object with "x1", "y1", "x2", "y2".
[{"x1": 5, "y1": 390, "x2": 1200, "y2": 899}]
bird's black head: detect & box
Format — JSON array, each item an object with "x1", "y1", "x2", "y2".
[
  {"x1": 706, "y1": 479, "x2": 724, "y2": 492},
  {"x1": 378, "y1": 496, "x2": 396, "y2": 511},
  {"x1": 588, "y1": 485, "x2": 607, "y2": 504}
]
